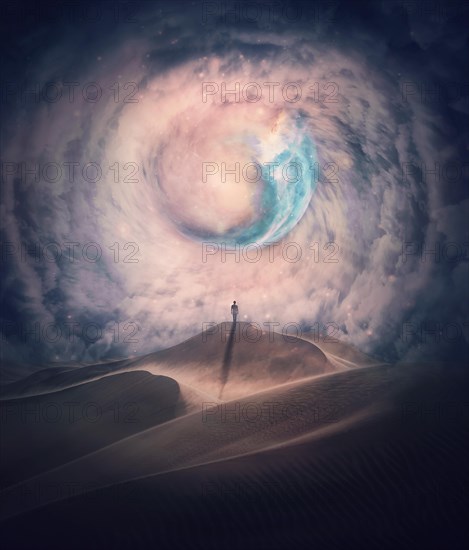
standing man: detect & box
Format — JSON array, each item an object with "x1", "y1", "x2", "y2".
[{"x1": 231, "y1": 300, "x2": 238, "y2": 324}]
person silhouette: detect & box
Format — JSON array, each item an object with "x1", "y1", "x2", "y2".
[{"x1": 231, "y1": 300, "x2": 238, "y2": 324}]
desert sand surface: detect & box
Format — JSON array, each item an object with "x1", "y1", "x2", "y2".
[
  {"x1": 0, "y1": 324, "x2": 467, "y2": 549},
  {"x1": 1, "y1": 323, "x2": 336, "y2": 401}
]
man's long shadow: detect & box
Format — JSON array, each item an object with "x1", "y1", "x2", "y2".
[{"x1": 219, "y1": 322, "x2": 237, "y2": 399}]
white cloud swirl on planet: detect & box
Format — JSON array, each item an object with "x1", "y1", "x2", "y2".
[{"x1": 1, "y1": 3, "x2": 467, "y2": 365}]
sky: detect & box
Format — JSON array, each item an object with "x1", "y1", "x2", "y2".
[{"x1": 1, "y1": 0, "x2": 468, "y2": 368}]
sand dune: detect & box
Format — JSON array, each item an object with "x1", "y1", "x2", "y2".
[
  {"x1": 0, "y1": 361, "x2": 58, "y2": 386},
  {"x1": 1, "y1": 322, "x2": 337, "y2": 401},
  {"x1": 131, "y1": 321, "x2": 337, "y2": 400},
  {"x1": 0, "y1": 372, "x2": 186, "y2": 488},
  {"x1": 0, "y1": 321, "x2": 342, "y2": 510},
  {"x1": 0, "y1": 360, "x2": 133, "y2": 399},
  {"x1": 301, "y1": 331, "x2": 383, "y2": 369},
  {"x1": 0, "y1": 361, "x2": 451, "y2": 521},
  {"x1": 1, "y1": 328, "x2": 467, "y2": 549}
]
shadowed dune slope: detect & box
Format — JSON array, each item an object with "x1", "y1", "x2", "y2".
[
  {"x1": 0, "y1": 371, "x2": 183, "y2": 487},
  {"x1": 0, "y1": 359, "x2": 135, "y2": 399}
]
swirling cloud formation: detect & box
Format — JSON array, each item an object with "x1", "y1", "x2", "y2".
[{"x1": 1, "y1": 0, "x2": 468, "y2": 366}]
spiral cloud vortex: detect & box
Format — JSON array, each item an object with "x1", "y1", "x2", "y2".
[{"x1": 1, "y1": 0, "x2": 468, "y2": 367}]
